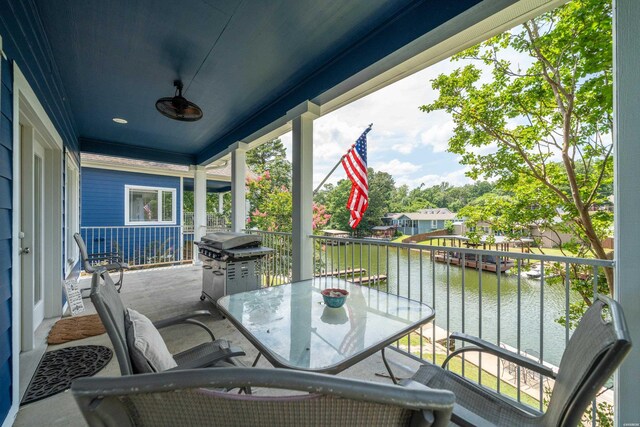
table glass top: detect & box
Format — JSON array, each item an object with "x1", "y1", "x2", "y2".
[{"x1": 217, "y1": 277, "x2": 434, "y2": 372}]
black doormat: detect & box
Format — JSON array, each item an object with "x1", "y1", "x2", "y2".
[{"x1": 21, "y1": 345, "x2": 113, "y2": 405}]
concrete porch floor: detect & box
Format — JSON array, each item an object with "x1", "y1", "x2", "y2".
[{"x1": 14, "y1": 265, "x2": 424, "y2": 427}]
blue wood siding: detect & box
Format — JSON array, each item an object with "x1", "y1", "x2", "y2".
[
  {"x1": 0, "y1": 0, "x2": 79, "y2": 156},
  {"x1": 1, "y1": 4, "x2": 83, "y2": 421},
  {"x1": 80, "y1": 168, "x2": 183, "y2": 264},
  {"x1": 81, "y1": 167, "x2": 181, "y2": 227},
  {"x1": 0, "y1": 56, "x2": 13, "y2": 424}
]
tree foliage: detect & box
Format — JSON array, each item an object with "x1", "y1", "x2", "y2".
[
  {"x1": 246, "y1": 138, "x2": 292, "y2": 190},
  {"x1": 421, "y1": 0, "x2": 614, "y2": 293},
  {"x1": 246, "y1": 172, "x2": 330, "y2": 233},
  {"x1": 320, "y1": 169, "x2": 395, "y2": 233}
]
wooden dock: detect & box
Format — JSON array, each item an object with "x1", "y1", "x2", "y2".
[
  {"x1": 348, "y1": 274, "x2": 388, "y2": 285},
  {"x1": 316, "y1": 268, "x2": 367, "y2": 277}
]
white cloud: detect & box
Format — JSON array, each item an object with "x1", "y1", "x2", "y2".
[
  {"x1": 418, "y1": 117, "x2": 454, "y2": 153},
  {"x1": 397, "y1": 167, "x2": 472, "y2": 188},
  {"x1": 373, "y1": 159, "x2": 421, "y2": 176},
  {"x1": 266, "y1": 43, "x2": 533, "y2": 190}
]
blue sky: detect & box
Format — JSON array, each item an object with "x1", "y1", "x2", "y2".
[
  {"x1": 280, "y1": 43, "x2": 530, "y2": 190},
  {"x1": 280, "y1": 57, "x2": 471, "y2": 190}
]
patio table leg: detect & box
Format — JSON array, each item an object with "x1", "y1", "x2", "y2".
[{"x1": 381, "y1": 348, "x2": 398, "y2": 384}]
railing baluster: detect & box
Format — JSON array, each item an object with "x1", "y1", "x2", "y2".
[
  {"x1": 478, "y1": 253, "x2": 483, "y2": 386},
  {"x1": 396, "y1": 246, "x2": 400, "y2": 296},
  {"x1": 461, "y1": 248, "x2": 466, "y2": 378},
  {"x1": 517, "y1": 258, "x2": 522, "y2": 403},
  {"x1": 431, "y1": 248, "x2": 436, "y2": 365},
  {"x1": 419, "y1": 248, "x2": 423, "y2": 361},
  {"x1": 539, "y1": 260, "x2": 545, "y2": 410},
  {"x1": 446, "y1": 248, "x2": 450, "y2": 361},
  {"x1": 565, "y1": 262, "x2": 570, "y2": 345},
  {"x1": 496, "y1": 251, "x2": 501, "y2": 394}
]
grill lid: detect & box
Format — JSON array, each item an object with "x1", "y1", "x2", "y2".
[{"x1": 199, "y1": 231, "x2": 262, "y2": 251}]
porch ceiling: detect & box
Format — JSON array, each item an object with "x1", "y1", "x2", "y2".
[{"x1": 32, "y1": 0, "x2": 491, "y2": 165}]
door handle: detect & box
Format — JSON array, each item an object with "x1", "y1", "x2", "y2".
[{"x1": 19, "y1": 247, "x2": 30, "y2": 255}]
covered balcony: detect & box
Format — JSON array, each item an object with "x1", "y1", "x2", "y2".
[{"x1": 0, "y1": 0, "x2": 638, "y2": 426}]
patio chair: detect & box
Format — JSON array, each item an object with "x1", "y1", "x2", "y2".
[
  {"x1": 71, "y1": 367, "x2": 456, "y2": 427},
  {"x1": 499, "y1": 344, "x2": 516, "y2": 378},
  {"x1": 408, "y1": 295, "x2": 631, "y2": 426},
  {"x1": 75, "y1": 232, "x2": 128, "y2": 292},
  {"x1": 90, "y1": 271, "x2": 245, "y2": 375}
]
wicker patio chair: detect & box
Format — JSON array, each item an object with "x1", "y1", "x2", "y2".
[
  {"x1": 91, "y1": 271, "x2": 245, "y2": 375},
  {"x1": 71, "y1": 367, "x2": 456, "y2": 427},
  {"x1": 75, "y1": 232, "x2": 128, "y2": 292},
  {"x1": 409, "y1": 295, "x2": 631, "y2": 426}
]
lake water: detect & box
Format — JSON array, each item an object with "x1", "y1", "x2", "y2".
[{"x1": 321, "y1": 244, "x2": 578, "y2": 366}]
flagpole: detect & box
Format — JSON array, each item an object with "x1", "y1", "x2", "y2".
[{"x1": 312, "y1": 123, "x2": 373, "y2": 196}]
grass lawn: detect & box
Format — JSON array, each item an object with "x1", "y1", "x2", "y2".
[
  {"x1": 391, "y1": 234, "x2": 410, "y2": 243},
  {"x1": 507, "y1": 247, "x2": 577, "y2": 258},
  {"x1": 397, "y1": 335, "x2": 541, "y2": 409}
]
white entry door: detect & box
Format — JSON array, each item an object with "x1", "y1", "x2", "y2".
[{"x1": 20, "y1": 125, "x2": 46, "y2": 351}]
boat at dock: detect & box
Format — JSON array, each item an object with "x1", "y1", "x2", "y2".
[{"x1": 434, "y1": 251, "x2": 514, "y2": 273}]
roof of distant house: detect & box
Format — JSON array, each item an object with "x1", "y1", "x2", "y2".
[
  {"x1": 384, "y1": 208, "x2": 457, "y2": 221},
  {"x1": 372, "y1": 225, "x2": 396, "y2": 231}
]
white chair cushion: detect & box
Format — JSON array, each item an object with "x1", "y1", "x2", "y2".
[{"x1": 125, "y1": 308, "x2": 177, "y2": 372}]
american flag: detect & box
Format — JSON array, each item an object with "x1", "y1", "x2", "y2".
[{"x1": 341, "y1": 126, "x2": 371, "y2": 228}]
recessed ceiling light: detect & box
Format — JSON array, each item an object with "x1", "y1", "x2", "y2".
[{"x1": 112, "y1": 118, "x2": 128, "y2": 124}]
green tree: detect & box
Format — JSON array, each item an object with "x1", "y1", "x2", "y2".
[
  {"x1": 246, "y1": 138, "x2": 292, "y2": 190},
  {"x1": 182, "y1": 191, "x2": 227, "y2": 222},
  {"x1": 421, "y1": 0, "x2": 614, "y2": 293},
  {"x1": 325, "y1": 179, "x2": 353, "y2": 232},
  {"x1": 364, "y1": 170, "x2": 395, "y2": 230},
  {"x1": 324, "y1": 168, "x2": 395, "y2": 233},
  {"x1": 247, "y1": 171, "x2": 330, "y2": 233}
]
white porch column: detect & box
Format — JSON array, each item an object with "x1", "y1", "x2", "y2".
[
  {"x1": 614, "y1": 1, "x2": 640, "y2": 424},
  {"x1": 192, "y1": 166, "x2": 207, "y2": 264},
  {"x1": 218, "y1": 193, "x2": 224, "y2": 214},
  {"x1": 231, "y1": 144, "x2": 247, "y2": 233},
  {"x1": 291, "y1": 102, "x2": 319, "y2": 282}
]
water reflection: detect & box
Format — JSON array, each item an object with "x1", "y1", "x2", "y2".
[{"x1": 323, "y1": 244, "x2": 577, "y2": 365}]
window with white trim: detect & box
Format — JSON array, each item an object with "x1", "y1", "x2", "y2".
[
  {"x1": 65, "y1": 155, "x2": 80, "y2": 271},
  {"x1": 125, "y1": 185, "x2": 176, "y2": 225},
  {"x1": 431, "y1": 220, "x2": 437, "y2": 229}
]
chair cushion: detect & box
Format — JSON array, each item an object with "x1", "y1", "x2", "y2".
[{"x1": 125, "y1": 308, "x2": 177, "y2": 372}]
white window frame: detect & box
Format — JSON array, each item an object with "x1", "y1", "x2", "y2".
[
  {"x1": 431, "y1": 220, "x2": 437, "y2": 229},
  {"x1": 124, "y1": 185, "x2": 177, "y2": 226},
  {"x1": 65, "y1": 154, "x2": 80, "y2": 274}
]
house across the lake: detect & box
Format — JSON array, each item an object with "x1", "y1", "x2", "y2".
[{"x1": 382, "y1": 208, "x2": 458, "y2": 236}]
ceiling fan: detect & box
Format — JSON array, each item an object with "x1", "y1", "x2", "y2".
[{"x1": 155, "y1": 80, "x2": 203, "y2": 122}]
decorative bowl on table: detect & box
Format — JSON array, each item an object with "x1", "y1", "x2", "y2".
[{"x1": 321, "y1": 288, "x2": 349, "y2": 308}]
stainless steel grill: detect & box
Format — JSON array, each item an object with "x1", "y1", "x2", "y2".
[{"x1": 195, "y1": 232, "x2": 272, "y2": 304}]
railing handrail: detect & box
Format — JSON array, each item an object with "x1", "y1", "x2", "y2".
[
  {"x1": 309, "y1": 234, "x2": 615, "y2": 268},
  {"x1": 245, "y1": 229, "x2": 293, "y2": 237},
  {"x1": 81, "y1": 225, "x2": 184, "y2": 229}
]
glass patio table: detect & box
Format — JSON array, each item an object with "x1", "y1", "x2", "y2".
[{"x1": 217, "y1": 277, "x2": 435, "y2": 381}]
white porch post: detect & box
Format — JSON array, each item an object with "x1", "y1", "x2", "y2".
[
  {"x1": 291, "y1": 102, "x2": 319, "y2": 282},
  {"x1": 218, "y1": 193, "x2": 224, "y2": 214},
  {"x1": 613, "y1": 0, "x2": 640, "y2": 424},
  {"x1": 231, "y1": 144, "x2": 247, "y2": 233},
  {"x1": 192, "y1": 165, "x2": 207, "y2": 264}
]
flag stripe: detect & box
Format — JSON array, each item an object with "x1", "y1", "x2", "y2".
[{"x1": 341, "y1": 127, "x2": 370, "y2": 228}]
